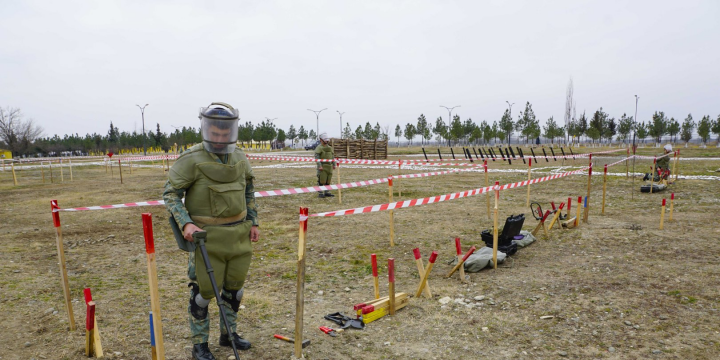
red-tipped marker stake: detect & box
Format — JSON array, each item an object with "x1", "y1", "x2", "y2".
[
  {"x1": 415, "y1": 251, "x2": 438, "y2": 297},
  {"x1": 602, "y1": 164, "x2": 608, "y2": 214},
  {"x1": 583, "y1": 154, "x2": 592, "y2": 223},
  {"x1": 51, "y1": 200, "x2": 75, "y2": 330},
  {"x1": 575, "y1": 196, "x2": 582, "y2": 227},
  {"x1": 371, "y1": 254, "x2": 379, "y2": 299},
  {"x1": 447, "y1": 246, "x2": 476, "y2": 277},
  {"x1": 295, "y1": 207, "x2": 309, "y2": 358},
  {"x1": 142, "y1": 213, "x2": 165, "y2": 359},
  {"x1": 660, "y1": 198, "x2": 666, "y2": 230},
  {"x1": 85, "y1": 301, "x2": 96, "y2": 356},
  {"x1": 412, "y1": 248, "x2": 432, "y2": 298},
  {"x1": 493, "y1": 181, "x2": 500, "y2": 269},
  {"x1": 388, "y1": 258, "x2": 396, "y2": 315},
  {"x1": 388, "y1": 177, "x2": 395, "y2": 247},
  {"x1": 455, "y1": 238, "x2": 466, "y2": 282},
  {"x1": 669, "y1": 193, "x2": 675, "y2": 221}
]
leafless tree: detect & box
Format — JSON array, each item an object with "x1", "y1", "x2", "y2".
[
  {"x1": 564, "y1": 77, "x2": 574, "y2": 145},
  {"x1": 0, "y1": 106, "x2": 44, "y2": 155}
]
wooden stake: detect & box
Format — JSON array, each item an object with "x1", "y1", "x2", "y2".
[
  {"x1": 388, "y1": 258, "x2": 395, "y2": 315},
  {"x1": 650, "y1": 157, "x2": 656, "y2": 194},
  {"x1": 493, "y1": 181, "x2": 499, "y2": 269},
  {"x1": 583, "y1": 154, "x2": 592, "y2": 223},
  {"x1": 11, "y1": 161, "x2": 18, "y2": 186},
  {"x1": 669, "y1": 193, "x2": 675, "y2": 221},
  {"x1": 674, "y1": 150, "x2": 680, "y2": 181},
  {"x1": 41, "y1": 162, "x2": 45, "y2": 183},
  {"x1": 371, "y1": 254, "x2": 379, "y2": 299},
  {"x1": 415, "y1": 251, "x2": 437, "y2": 298},
  {"x1": 60, "y1": 159, "x2": 64, "y2": 182},
  {"x1": 447, "y1": 246, "x2": 476, "y2": 277},
  {"x1": 69, "y1": 159, "x2": 73, "y2": 181},
  {"x1": 575, "y1": 196, "x2": 582, "y2": 228},
  {"x1": 51, "y1": 200, "x2": 75, "y2": 330},
  {"x1": 118, "y1": 160, "x2": 123, "y2": 184},
  {"x1": 150, "y1": 312, "x2": 158, "y2": 360},
  {"x1": 485, "y1": 161, "x2": 490, "y2": 220},
  {"x1": 337, "y1": 163, "x2": 342, "y2": 204},
  {"x1": 85, "y1": 301, "x2": 96, "y2": 356},
  {"x1": 660, "y1": 198, "x2": 666, "y2": 230},
  {"x1": 626, "y1": 147, "x2": 629, "y2": 178},
  {"x1": 397, "y1": 161, "x2": 402, "y2": 197},
  {"x1": 547, "y1": 203, "x2": 566, "y2": 231},
  {"x1": 142, "y1": 214, "x2": 165, "y2": 360},
  {"x1": 295, "y1": 207, "x2": 309, "y2": 359},
  {"x1": 83, "y1": 289, "x2": 103, "y2": 357},
  {"x1": 602, "y1": 164, "x2": 607, "y2": 215},
  {"x1": 50, "y1": 160, "x2": 54, "y2": 183},
  {"x1": 455, "y1": 238, "x2": 466, "y2": 282},
  {"x1": 526, "y1": 158, "x2": 532, "y2": 207},
  {"x1": 388, "y1": 177, "x2": 395, "y2": 247},
  {"x1": 412, "y1": 248, "x2": 432, "y2": 298}
]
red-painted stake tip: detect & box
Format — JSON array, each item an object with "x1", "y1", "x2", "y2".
[
  {"x1": 429, "y1": 251, "x2": 438, "y2": 263},
  {"x1": 671, "y1": 193, "x2": 675, "y2": 200},
  {"x1": 371, "y1": 254, "x2": 378, "y2": 277},
  {"x1": 412, "y1": 248, "x2": 421, "y2": 260},
  {"x1": 662, "y1": 198, "x2": 666, "y2": 206},
  {"x1": 461, "y1": 246, "x2": 476, "y2": 262},
  {"x1": 84, "y1": 288, "x2": 92, "y2": 304},
  {"x1": 142, "y1": 213, "x2": 155, "y2": 254},
  {"x1": 455, "y1": 238, "x2": 462, "y2": 255}
]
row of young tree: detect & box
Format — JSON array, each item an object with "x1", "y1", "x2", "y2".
[{"x1": 393, "y1": 102, "x2": 720, "y2": 146}]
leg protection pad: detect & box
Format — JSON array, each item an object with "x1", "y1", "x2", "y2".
[
  {"x1": 188, "y1": 282, "x2": 209, "y2": 320},
  {"x1": 221, "y1": 288, "x2": 244, "y2": 312}
]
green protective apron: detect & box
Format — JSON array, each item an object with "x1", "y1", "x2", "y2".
[
  {"x1": 169, "y1": 149, "x2": 253, "y2": 299},
  {"x1": 315, "y1": 144, "x2": 334, "y2": 185}
]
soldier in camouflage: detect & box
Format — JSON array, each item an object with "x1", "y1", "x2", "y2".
[
  {"x1": 644, "y1": 144, "x2": 673, "y2": 181},
  {"x1": 314, "y1": 133, "x2": 336, "y2": 198},
  {"x1": 163, "y1": 102, "x2": 259, "y2": 360}
]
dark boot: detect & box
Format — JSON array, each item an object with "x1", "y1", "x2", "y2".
[
  {"x1": 219, "y1": 332, "x2": 251, "y2": 350},
  {"x1": 324, "y1": 190, "x2": 335, "y2": 197},
  {"x1": 192, "y1": 343, "x2": 216, "y2": 360}
]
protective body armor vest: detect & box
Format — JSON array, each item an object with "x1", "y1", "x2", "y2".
[{"x1": 169, "y1": 144, "x2": 253, "y2": 220}]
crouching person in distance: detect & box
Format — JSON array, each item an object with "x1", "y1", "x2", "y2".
[
  {"x1": 315, "y1": 133, "x2": 336, "y2": 198},
  {"x1": 163, "y1": 102, "x2": 260, "y2": 360},
  {"x1": 643, "y1": 144, "x2": 673, "y2": 181}
]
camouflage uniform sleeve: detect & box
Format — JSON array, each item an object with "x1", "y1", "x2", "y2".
[
  {"x1": 314, "y1": 147, "x2": 322, "y2": 167},
  {"x1": 245, "y1": 160, "x2": 259, "y2": 226},
  {"x1": 162, "y1": 180, "x2": 193, "y2": 229}
]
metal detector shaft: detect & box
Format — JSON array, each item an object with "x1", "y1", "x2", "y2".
[{"x1": 193, "y1": 231, "x2": 240, "y2": 359}]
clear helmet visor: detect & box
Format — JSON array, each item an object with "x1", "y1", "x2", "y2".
[{"x1": 201, "y1": 118, "x2": 238, "y2": 154}]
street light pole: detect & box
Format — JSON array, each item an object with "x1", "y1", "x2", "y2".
[
  {"x1": 440, "y1": 105, "x2": 460, "y2": 147},
  {"x1": 136, "y1": 104, "x2": 149, "y2": 155},
  {"x1": 506, "y1": 101, "x2": 515, "y2": 145},
  {"x1": 307, "y1": 108, "x2": 327, "y2": 140},
  {"x1": 631, "y1": 95, "x2": 639, "y2": 200},
  {"x1": 337, "y1": 111, "x2": 345, "y2": 139}
]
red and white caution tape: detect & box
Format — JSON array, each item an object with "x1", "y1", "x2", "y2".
[{"x1": 310, "y1": 166, "x2": 590, "y2": 217}]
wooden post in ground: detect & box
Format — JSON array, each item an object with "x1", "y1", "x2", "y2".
[
  {"x1": 142, "y1": 213, "x2": 166, "y2": 360},
  {"x1": 455, "y1": 238, "x2": 466, "y2": 282},
  {"x1": 650, "y1": 157, "x2": 656, "y2": 194},
  {"x1": 388, "y1": 177, "x2": 395, "y2": 247},
  {"x1": 626, "y1": 147, "x2": 629, "y2": 178},
  {"x1": 575, "y1": 196, "x2": 582, "y2": 227},
  {"x1": 336, "y1": 163, "x2": 342, "y2": 204},
  {"x1": 295, "y1": 207, "x2": 309, "y2": 359},
  {"x1": 484, "y1": 160, "x2": 490, "y2": 220},
  {"x1": 50, "y1": 160, "x2": 54, "y2": 183},
  {"x1": 602, "y1": 164, "x2": 608, "y2": 215},
  {"x1": 493, "y1": 181, "x2": 499, "y2": 270},
  {"x1": 60, "y1": 159, "x2": 64, "y2": 182},
  {"x1": 412, "y1": 248, "x2": 432, "y2": 298},
  {"x1": 669, "y1": 193, "x2": 675, "y2": 221},
  {"x1": 388, "y1": 258, "x2": 395, "y2": 315},
  {"x1": 51, "y1": 200, "x2": 75, "y2": 330},
  {"x1": 110, "y1": 160, "x2": 113, "y2": 178},
  {"x1": 149, "y1": 312, "x2": 158, "y2": 360},
  {"x1": 397, "y1": 161, "x2": 402, "y2": 197},
  {"x1": 415, "y1": 251, "x2": 437, "y2": 298},
  {"x1": 85, "y1": 301, "x2": 96, "y2": 356},
  {"x1": 526, "y1": 158, "x2": 532, "y2": 207},
  {"x1": 118, "y1": 160, "x2": 123, "y2": 184},
  {"x1": 69, "y1": 159, "x2": 73, "y2": 181},
  {"x1": 83, "y1": 288, "x2": 103, "y2": 357},
  {"x1": 41, "y1": 162, "x2": 45, "y2": 183},
  {"x1": 674, "y1": 150, "x2": 680, "y2": 181},
  {"x1": 547, "y1": 203, "x2": 566, "y2": 231},
  {"x1": 660, "y1": 198, "x2": 666, "y2": 230},
  {"x1": 11, "y1": 161, "x2": 18, "y2": 185},
  {"x1": 583, "y1": 154, "x2": 592, "y2": 223},
  {"x1": 371, "y1": 254, "x2": 379, "y2": 299}
]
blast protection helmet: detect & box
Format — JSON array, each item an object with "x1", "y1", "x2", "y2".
[{"x1": 199, "y1": 102, "x2": 239, "y2": 154}]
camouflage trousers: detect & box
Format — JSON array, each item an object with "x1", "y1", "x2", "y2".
[{"x1": 187, "y1": 254, "x2": 239, "y2": 344}]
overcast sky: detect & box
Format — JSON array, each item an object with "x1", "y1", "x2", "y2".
[{"x1": 2, "y1": 0, "x2": 719, "y2": 140}]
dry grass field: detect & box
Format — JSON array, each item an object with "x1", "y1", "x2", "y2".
[{"x1": 1, "y1": 145, "x2": 719, "y2": 359}]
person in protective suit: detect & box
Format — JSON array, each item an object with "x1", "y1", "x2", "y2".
[
  {"x1": 314, "y1": 133, "x2": 336, "y2": 198},
  {"x1": 162, "y1": 102, "x2": 259, "y2": 360},
  {"x1": 643, "y1": 144, "x2": 673, "y2": 181}
]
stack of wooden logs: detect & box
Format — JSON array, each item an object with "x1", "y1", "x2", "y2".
[{"x1": 331, "y1": 139, "x2": 388, "y2": 159}]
